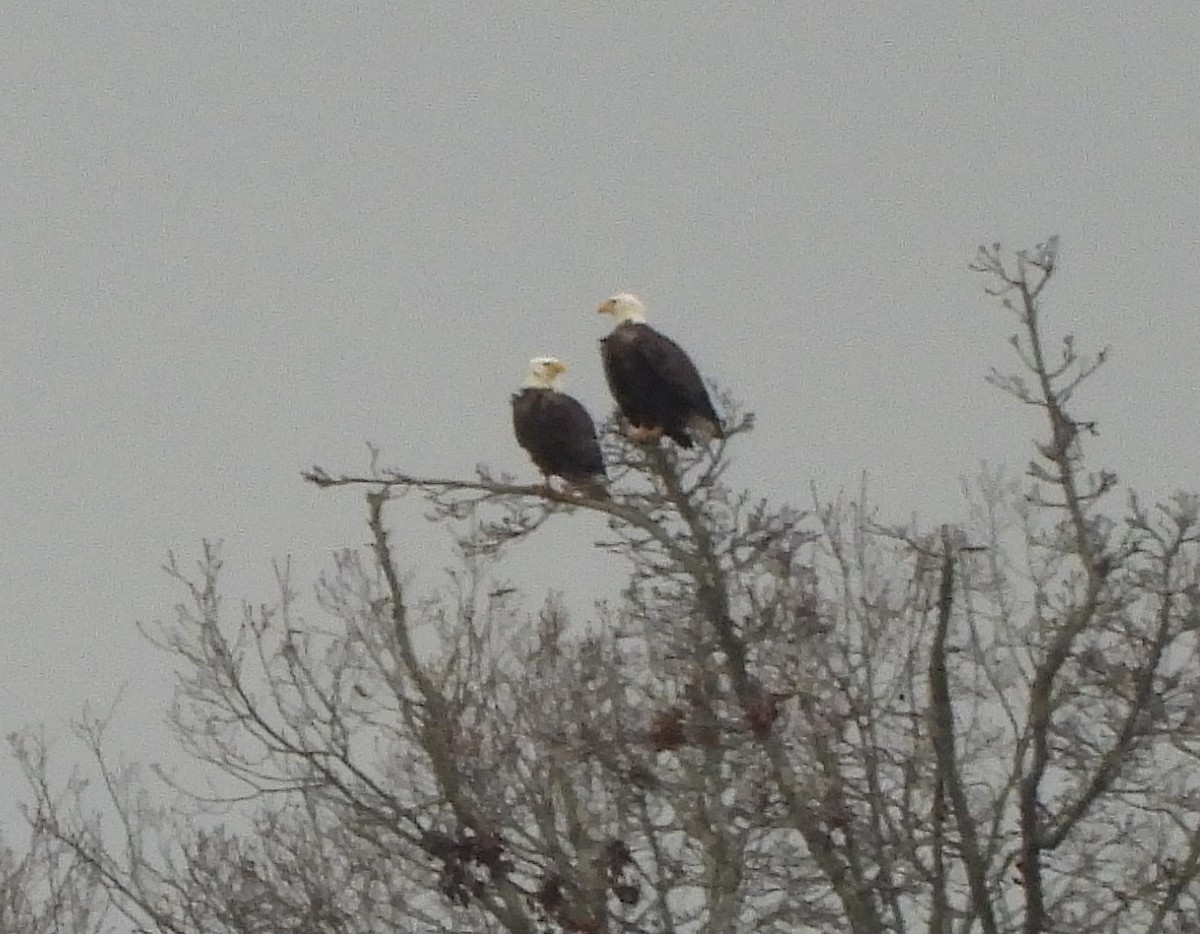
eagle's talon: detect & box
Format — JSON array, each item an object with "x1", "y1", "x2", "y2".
[{"x1": 626, "y1": 425, "x2": 663, "y2": 444}]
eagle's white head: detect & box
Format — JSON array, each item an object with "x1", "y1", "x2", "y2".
[
  {"x1": 523, "y1": 356, "x2": 567, "y2": 389},
  {"x1": 597, "y1": 292, "x2": 647, "y2": 324}
]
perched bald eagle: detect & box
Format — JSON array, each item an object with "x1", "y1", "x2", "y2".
[
  {"x1": 597, "y1": 292, "x2": 724, "y2": 448},
  {"x1": 511, "y1": 357, "x2": 607, "y2": 494}
]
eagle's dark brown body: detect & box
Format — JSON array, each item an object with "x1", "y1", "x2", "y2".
[
  {"x1": 600, "y1": 322, "x2": 723, "y2": 448},
  {"x1": 511, "y1": 387, "x2": 606, "y2": 484}
]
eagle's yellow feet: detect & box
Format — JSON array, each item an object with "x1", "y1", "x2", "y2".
[{"x1": 627, "y1": 425, "x2": 664, "y2": 444}]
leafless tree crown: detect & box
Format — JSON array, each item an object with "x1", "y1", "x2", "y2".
[{"x1": 10, "y1": 239, "x2": 1200, "y2": 933}]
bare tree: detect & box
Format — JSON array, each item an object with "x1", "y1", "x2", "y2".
[
  {"x1": 13, "y1": 239, "x2": 1200, "y2": 933},
  {"x1": 1, "y1": 735, "x2": 108, "y2": 933}
]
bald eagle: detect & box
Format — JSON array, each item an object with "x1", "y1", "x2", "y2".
[
  {"x1": 511, "y1": 357, "x2": 607, "y2": 494},
  {"x1": 597, "y1": 293, "x2": 724, "y2": 448}
]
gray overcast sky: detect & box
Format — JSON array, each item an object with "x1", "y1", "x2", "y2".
[{"x1": 3, "y1": 2, "x2": 1199, "y2": 825}]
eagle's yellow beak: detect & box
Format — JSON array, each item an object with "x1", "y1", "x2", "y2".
[
  {"x1": 546, "y1": 360, "x2": 567, "y2": 377},
  {"x1": 597, "y1": 299, "x2": 616, "y2": 316}
]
